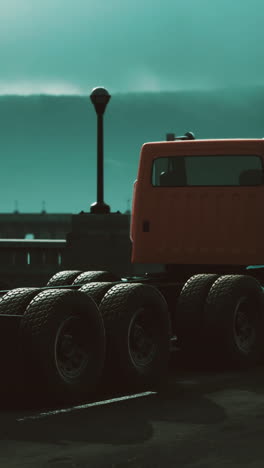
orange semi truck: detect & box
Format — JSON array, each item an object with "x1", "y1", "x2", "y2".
[{"x1": 1, "y1": 132, "x2": 264, "y2": 403}]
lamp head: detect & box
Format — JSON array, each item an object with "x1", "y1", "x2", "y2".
[{"x1": 90, "y1": 87, "x2": 111, "y2": 114}]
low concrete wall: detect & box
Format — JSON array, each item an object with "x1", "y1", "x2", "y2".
[
  {"x1": 0, "y1": 239, "x2": 67, "y2": 289},
  {"x1": 0, "y1": 213, "x2": 164, "y2": 289}
]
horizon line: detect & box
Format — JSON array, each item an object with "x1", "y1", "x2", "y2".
[{"x1": 0, "y1": 84, "x2": 263, "y2": 98}]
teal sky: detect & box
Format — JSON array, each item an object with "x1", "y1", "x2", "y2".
[{"x1": 0, "y1": 0, "x2": 263, "y2": 94}]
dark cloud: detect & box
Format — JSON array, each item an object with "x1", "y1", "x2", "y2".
[{"x1": 0, "y1": 0, "x2": 263, "y2": 93}]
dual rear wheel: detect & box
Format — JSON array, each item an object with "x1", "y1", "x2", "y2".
[
  {"x1": 0, "y1": 277, "x2": 171, "y2": 401},
  {"x1": 1, "y1": 270, "x2": 263, "y2": 401},
  {"x1": 46, "y1": 269, "x2": 120, "y2": 287},
  {"x1": 174, "y1": 274, "x2": 264, "y2": 368}
]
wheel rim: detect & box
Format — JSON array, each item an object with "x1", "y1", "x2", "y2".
[
  {"x1": 128, "y1": 307, "x2": 157, "y2": 368},
  {"x1": 55, "y1": 316, "x2": 90, "y2": 382},
  {"x1": 233, "y1": 296, "x2": 256, "y2": 354}
]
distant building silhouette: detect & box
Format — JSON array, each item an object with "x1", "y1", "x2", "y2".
[{"x1": 0, "y1": 213, "x2": 72, "y2": 239}]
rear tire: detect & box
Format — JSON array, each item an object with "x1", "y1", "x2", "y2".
[
  {"x1": 21, "y1": 288, "x2": 105, "y2": 402},
  {"x1": 204, "y1": 275, "x2": 264, "y2": 368},
  {"x1": 0, "y1": 288, "x2": 42, "y2": 315},
  {"x1": 79, "y1": 282, "x2": 117, "y2": 307},
  {"x1": 174, "y1": 274, "x2": 219, "y2": 356},
  {"x1": 73, "y1": 270, "x2": 120, "y2": 286},
  {"x1": 99, "y1": 283, "x2": 171, "y2": 389},
  {"x1": 47, "y1": 270, "x2": 83, "y2": 287}
]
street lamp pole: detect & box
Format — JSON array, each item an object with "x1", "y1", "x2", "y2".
[{"x1": 90, "y1": 87, "x2": 111, "y2": 214}]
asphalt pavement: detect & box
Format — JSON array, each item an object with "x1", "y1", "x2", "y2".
[{"x1": 1, "y1": 357, "x2": 264, "y2": 468}]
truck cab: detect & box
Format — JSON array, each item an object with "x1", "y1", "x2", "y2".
[{"x1": 131, "y1": 136, "x2": 264, "y2": 269}]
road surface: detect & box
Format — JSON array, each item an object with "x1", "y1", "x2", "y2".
[{"x1": 0, "y1": 357, "x2": 264, "y2": 468}]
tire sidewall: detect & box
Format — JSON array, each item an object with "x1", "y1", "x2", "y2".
[
  {"x1": 204, "y1": 275, "x2": 264, "y2": 367},
  {"x1": 174, "y1": 273, "x2": 219, "y2": 347},
  {"x1": 22, "y1": 289, "x2": 105, "y2": 399},
  {"x1": 101, "y1": 284, "x2": 170, "y2": 386}
]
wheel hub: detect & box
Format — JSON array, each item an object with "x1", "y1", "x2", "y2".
[
  {"x1": 128, "y1": 308, "x2": 157, "y2": 368},
  {"x1": 55, "y1": 317, "x2": 90, "y2": 381},
  {"x1": 233, "y1": 297, "x2": 256, "y2": 354}
]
